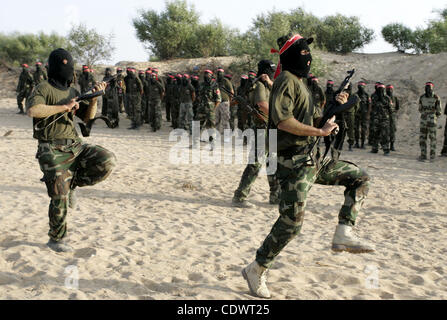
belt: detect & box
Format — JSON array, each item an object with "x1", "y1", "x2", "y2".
[
  {"x1": 38, "y1": 139, "x2": 77, "y2": 146},
  {"x1": 277, "y1": 145, "x2": 311, "y2": 158}
]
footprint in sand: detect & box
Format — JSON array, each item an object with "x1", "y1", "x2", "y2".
[{"x1": 74, "y1": 248, "x2": 97, "y2": 259}]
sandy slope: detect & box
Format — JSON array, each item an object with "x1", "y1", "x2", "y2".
[{"x1": 1, "y1": 93, "x2": 447, "y2": 300}]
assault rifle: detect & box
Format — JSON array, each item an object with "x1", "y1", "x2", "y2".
[
  {"x1": 34, "y1": 75, "x2": 118, "y2": 137},
  {"x1": 309, "y1": 69, "x2": 359, "y2": 169},
  {"x1": 219, "y1": 77, "x2": 268, "y2": 128}
]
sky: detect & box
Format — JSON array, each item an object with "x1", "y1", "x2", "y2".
[{"x1": 0, "y1": 0, "x2": 445, "y2": 63}]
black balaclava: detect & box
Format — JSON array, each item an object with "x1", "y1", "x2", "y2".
[
  {"x1": 204, "y1": 71, "x2": 212, "y2": 84},
  {"x1": 257, "y1": 60, "x2": 276, "y2": 80},
  {"x1": 386, "y1": 85, "x2": 394, "y2": 97},
  {"x1": 36, "y1": 63, "x2": 42, "y2": 72},
  {"x1": 47, "y1": 48, "x2": 74, "y2": 90},
  {"x1": 217, "y1": 67, "x2": 224, "y2": 82},
  {"x1": 279, "y1": 36, "x2": 313, "y2": 78},
  {"x1": 128, "y1": 68, "x2": 136, "y2": 79},
  {"x1": 425, "y1": 83, "x2": 434, "y2": 97},
  {"x1": 376, "y1": 84, "x2": 386, "y2": 102},
  {"x1": 191, "y1": 76, "x2": 199, "y2": 89},
  {"x1": 182, "y1": 75, "x2": 189, "y2": 86},
  {"x1": 358, "y1": 82, "x2": 366, "y2": 94}
]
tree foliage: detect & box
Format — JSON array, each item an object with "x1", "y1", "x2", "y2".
[
  {"x1": 381, "y1": 23, "x2": 414, "y2": 53},
  {"x1": 66, "y1": 24, "x2": 115, "y2": 66},
  {"x1": 0, "y1": 32, "x2": 67, "y2": 65}
]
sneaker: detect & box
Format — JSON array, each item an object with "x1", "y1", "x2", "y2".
[
  {"x1": 232, "y1": 197, "x2": 254, "y2": 208},
  {"x1": 242, "y1": 261, "x2": 271, "y2": 299},
  {"x1": 47, "y1": 238, "x2": 74, "y2": 253},
  {"x1": 331, "y1": 224, "x2": 375, "y2": 254}
]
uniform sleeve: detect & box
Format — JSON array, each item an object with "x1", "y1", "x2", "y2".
[
  {"x1": 253, "y1": 84, "x2": 268, "y2": 105},
  {"x1": 214, "y1": 86, "x2": 222, "y2": 103},
  {"x1": 25, "y1": 85, "x2": 46, "y2": 111},
  {"x1": 271, "y1": 81, "x2": 295, "y2": 125}
]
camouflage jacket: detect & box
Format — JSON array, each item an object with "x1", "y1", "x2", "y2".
[
  {"x1": 198, "y1": 81, "x2": 221, "y2": 107},
  {"x1": 149, "y1": 79, "x2": 165, "y2": 102},
  {"x1": 17, "y1": 70, "x2": 34, "y2": 92},
  {"x1": 419, "y1": 94, "x2": 441, "y2": 117},
  {"x1": 371, "y1": 93, "x2": 393, "y2": 120}
]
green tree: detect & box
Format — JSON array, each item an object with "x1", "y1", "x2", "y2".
[
  {"x1": 66, "y1": 23, "x2": 115, "y2": 66},
  {"x1": 381, "y1": 23, "x2": 414, "y2": 53},
  {"x1": 0, "y1": 32, "x2": 67, "y2": 65},
  {"x1": 316, "y1": 14, "x2": 374, "y2": 53},
  {"x1": 133, "y1": 0, "x2": 200, "y2": 60}
]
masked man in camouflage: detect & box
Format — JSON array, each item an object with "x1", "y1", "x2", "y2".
[
  {"x1": 386, "y1": 85, "x2": 400, "y2": 151},
  {"x1": 101, "y1": 68, "x2": 113, "y2": 117},
  {"x1": 195, "y1": 70, "x2": 221, "y2": 149},
  {"x1": 26, "y1": 48, "x2": 116, "y2": 253},
  {"x1": 143, "y1": 69, "x2": 152, "y2": 124},
  {"x1": 116, "y1": 67, "x2": 126, "y2": 113},
  {"x1": 105, "y1": 72, "x2": 120, "y2": 128},
  {"x1": 354, "y1": 82, "x2": 370, "y2": 149},
  {"x1": 178, "y1": 74, "x2": 196, "y2": 134},
  {"x1": 370, "y1": 84, "x2": 392, "y2": 155},
  {"x1": 148, "y1": 68, "x2": 165, "y2": 132},
  {"x1": 138, "y1": 70, "x2": 148, "y2": 123},
  {"x1": 16, "y1": 64, "x2": 34, "y2": 114},
  {"x1": 324, "y1": 80, "x2": 335, "y2": 111},
  {"x1": 310, "y1": 77, "x2": 326, "y2": 110},
  {"x1": 242, "y1": 34, "x2": 373, "y2": 299},
  {"x1": 419, "y1": 82, "x2": 442, "y2": 161},
  {"x1": 33, "y1": 62, "x2": 47, "y2": 86},
  {"x1": 191, "y1": 75, "x2": 200, "y2": 120},
  {"x1": 126, "y1": 68, "x2": 144, "y2": 130},
  {"x1": 215, "y1": 67, "x2": 234, "y2": 135},
  {"x1": 78, "y1": 65, "x2": 96, "y2": 94},
  {"x1": 232, "y1": 60, "x2": 280, "y2": 208},
  {"x1": 236, "y1": 75, "x2": 249, "y2": 132}
]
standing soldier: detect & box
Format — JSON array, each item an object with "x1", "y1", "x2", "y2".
[
  {"x1": 148, "y1": 68, "x2": 165, "y2": 132},
  {"x1": 418, "y1": 82, "x2": 442, "y2": 161},
  {"x1": 16, "y1": 63, "x2": 34, "y2": 114},
  {"x1": 138, "y1": 70, "x2": 148, "y2": 123},
  {"x1": 144, "y1": 69, "x2": 152, "y2": 124},
  {"x1": 386, "y1": 84, "x2": 400, "y2": 151},
  {"x1": 171, "y1": 74, "x2": 183, "y2": 129},
  {"x1": 116, "y1": 68, "x2": 126, "y2": 113},
  {"x1": 178, "y1": 74, "x2": 196, "y2": 134},
  {"x1": 225, "y1": 74, "x2": 238, "y2": 131},
  {"x1": 101, "y1": 68, "x2": 113, "y2": 117},
  {"x1": 236, "y1": 75, "x2": 249, "y2": 132},
  {"x1": 441, "y1": 102, "x2": 447, "y2": 157},
  {"x1": 354, "y1": 82, "x2": 370, "y2": 149},
  {"x1": 232, "y1": 60, "x2": 280, "y2": 208},
  {"x1": 195, "y1": 70, "x2": 221, "y2": 149},
  {"x1": 165, "y1": 74, "x2": 175, "y2": 125},
  {"x1": 344, "y1": 84, "x2": 358, "y2": 152},
  {"x1": 310, "y1": 77, "x2": 326, "y2": 110},
  {"x1": 123, "y1": 67, "x2": 133, "y2": 118},
  {"x1": 215, "y1": 67, "x2": 234, "y2": 136},
  {"x1": 105, "y1": 74, "x2": 120, "y2": 128},
  {"x1": 371, "y1": 84, "x2": 392, "y2": 155},
  {"x1": 78, "y1": 65, "x2": 95, "y2": 94},
  {"x1": 126, "y1": 68, "x2": 144, "y2": 130},
  {"x1": 33, "y1": 62, "x2": 47, "y2": 86},
  {"x1": 191, "y1": 75, "x2": 200, "y2": 120},
  {"x1": 26, "y1": 48, "x2": 115, "y2": 252}
]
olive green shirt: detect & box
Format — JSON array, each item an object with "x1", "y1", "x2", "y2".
[
  {"x1": 26, "y1": 81, "x2": 89, "y2": 141},
  {"x1": 270, "y1": 71, "x2": 321, "y2": 152}
]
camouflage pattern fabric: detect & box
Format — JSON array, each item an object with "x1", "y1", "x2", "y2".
[
  {"x1": 255, "y1": 156, "x2": 369, "y2": 268},
  {"x1": 16, "y1": 70, "x2": 34, "y2": 112},
  {"x1": 36, "y1": 140, "x2": 116, "y2": 241},
  {"x1": 179, "y1": 102, "x2": 194, "y2": 134},
  {"x1": 215, "y1": 101, "x2": 231, "y2": 134},
  {"x1": 388, "y1": 95, "x2": 400, "y2": 145},
  {"x1": 355, "y1": 91, "x2": 370, "y2": 146},
  {"x1": 78, "y1": 72, "x2": 95, "y2": 94},
  {"x1": 371, "y1": 93, "x2": 392, "y2": 152},
  {"x1": 233, "y1": 128, "x2": 280, "y2": 203},
  {"x1": 419, "y1": 94, "x2": 442, "y2": 158},
  {"x1": 149, "y1": 100, "x2": 162, "y2": 131},
  {"x1": 197, "y1": 81, "x2": 221, "y2": 131}
]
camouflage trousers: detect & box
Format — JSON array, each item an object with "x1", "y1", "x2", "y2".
[
  {"x1": 17, "y1": 89, "x2": 31, "y2": 112},
  {"x1": 256, "y1": 155, "x2": 369, "y2": 268},
  {"x1": 215, "y1": 101, "x2": 231, "y2": 134},
  {"x1": 355, "y1": 111, "x2": 368, "y2": 145},
  {"x1": 124, "y1": 94, "x2": 132, "y2": 118},
  {"x1": 171, "y1": 102, "x2": 180, "y2": 129},
  {"x1": 368, "y1": 113, "x2": 375, "y2": 145},
  {"x1": 372, "y1": 116, "x2": 390, "y2": 152},
  {"x1": 420, "y1": 119, "x2": 437, "y2": 158},
  {"x1": 129, "y1": 94, "x2": 142, "y2": 128},
  {"x1": 442, "y1": 119, "x2": 447, "y2": 156},
  {"x1": 106, "y1": 94, "x2": 120, "y2": 124},
  {"x1": 142, "y1": 96, "x2": 149, "y2": 123},
  {"x1": 234, "y1": 128, "x2": 280, "y2": 202},
  {"x1": 165, "y1": 100, "x2": 173, "y2": 122},
  {"x1": 149, "y1": 100, "x2": 163, "y2": 131},
  {"x1": 36, "y1": 140, "x2": 116, "y2": 241},
  {"x1": 345, "y1": 112, "x2": 356, "y2": 146},
  {"x1": 389, "y1": 113, "x2": 397, "y2": 144},
  {"x1": 179, "y1": 102, "x2": 194, "y2": 134},
  {"x1": 101, "y1": 96, "x2": 109, "y2": 117},
  {"x1": 230, "y1": 105, "x2": 238, "y2": 131}
]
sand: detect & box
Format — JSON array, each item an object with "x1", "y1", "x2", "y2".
[{"x1": 1, "y1": 51, "x2": 447, "y2": 300}]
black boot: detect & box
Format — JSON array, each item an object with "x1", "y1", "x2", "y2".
[
  {"x1": 390, "y1": 142, "x2": 396, "y2": 151},
  {"x1": 349, "y1": 144, "x2": 353, "y2": 152},
  {"x1": 354, "y1": 141, "x2": 360, "y2": 148},
  {"x1": 361, "y1": 141, "x2": 365, "y2": 149}
]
